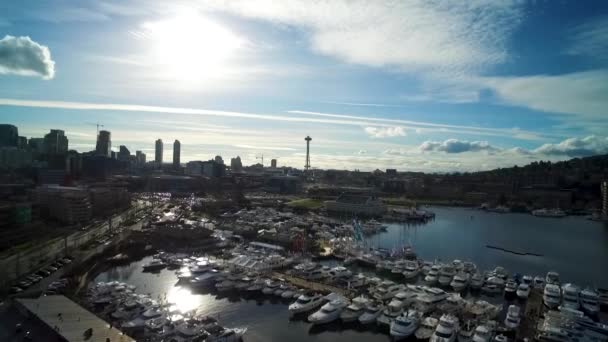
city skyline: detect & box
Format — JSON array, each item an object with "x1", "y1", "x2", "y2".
[{"x1": 1, "y1": 1, "x2": 608, "y2": 171}]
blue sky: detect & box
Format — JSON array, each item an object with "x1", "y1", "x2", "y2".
[{"x1": 1, "y1": 0, "x2": 608, "y2": 171}]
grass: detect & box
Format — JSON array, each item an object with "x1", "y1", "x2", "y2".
[{"x1": 286, "y1": 198, "x2": 324, "y2": 210}]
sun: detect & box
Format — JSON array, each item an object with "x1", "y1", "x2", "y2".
[{"x1": 143, "y1": 13, "x2": 243, "y2": 82}]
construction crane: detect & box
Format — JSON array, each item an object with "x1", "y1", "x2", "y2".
[
  {"x1": 256, "y1": 153, "x2": 264, "y2": 166},
  {"x1": 85, "y1": 122, "x2": 104, "y2": 136}
]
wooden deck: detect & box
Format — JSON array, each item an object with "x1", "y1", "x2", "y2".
[
  {"x1": 274, "y1": 272, "x2": 354, "y2": 298},
  {"x1": 16, "y1": 295, "x2": 135, "y2": 342}
]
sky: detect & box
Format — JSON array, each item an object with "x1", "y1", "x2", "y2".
[{"x1": 1, "y1": 0, "x2": 608, "y2": 172}]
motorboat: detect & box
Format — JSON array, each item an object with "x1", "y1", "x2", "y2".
[
  {"x1": 532, "y1": 208, "x2": 566, "y2": 218},
  {"x1": 504, "y1": 304, "x2": 521, "y2": 329},
  {"x1": 470, "y1": 273, "x2": 484, "y2": 290},
  {"x1": 580, "y1": 287, "x2": 600, "y2": 316},
  {"x1": 215, "y1": 279, "x2": 235, "y2": 293},
  {"x1": 142, "y1": 259, "x2": 166, "y2": 272},
  {"x1": 543, "y1": 284, "x2": 562, "y2": 309},
  {"x1": 394, "y1": 290, "x2": 418, "y2": 307},
  {"x1": 450, "y1": 272, "x2": 470, "y2": 292},
  {"x1": 142, "y1": 306, "x2": 164, "y2": 319},
  {"x1": 424, "y1": 265, "x2": 441, "y2": 285},
  {"x1": 429, "y1": 314, "x2": 459, "y2": 342},
  {"x1": 301, "y1": 267, "x2": 326, "y2": 281},
  {"x1": 438, "y1": 265, "x2": 456, "y2": 287},
  {"x1": 421, "y1": 261, "x2": 434, "y2": 275},
  {"x1": 437, "y1": 293, "x2": 466, "y2": 315},
  {"x1": 233, "y1": 277, "x2": 253, "y2": 291},
  {"x1": 402, "y1": 260, "x2": 421, "y2": 280},
  {"x1": 346, "y1": 273, "x2": 368, "y2": 288},
  {"x1": 493, "y1": 334, "x2": 508, "y2": 342},
  {"x1": 458, "y1": 320, "x2": 475, "y2": 342},
  {"x1": 533, "y1": 275, "x2": 545, "y2": 289},
  {"x1": 340, "y1": 296, "x2": 370, "y2": 322},
  {"x1": 516, "y1": 283, "x2": 530, "y2": 299},
  {"x1": 415, "y1": 316, "x2": 439, "y2": 340},
  {"x1": 376, "y1": 299, "x2": 404, "y2": 327},
  {"x1": 288, "y1": 293, "x2": 324, "y2": 315},
  {"x1": 190, "y1": 271, "x2": 219, "y2": 288},
  {"x1": 545, "y1": 271, "x2": 560, "y2": 285},
  {"x1": 463, "y1": 261, "x2": 477, "y2": 274},
  {"x1": 205, "y1": 326, "x2": 247, "y2": 342},
  {"x1": 328, "y1": 266, "x2": 352, "y2": 280},
  {"x1": 373, "y1": 284, "x2": 404, "y2": 301},
  {"x1": 262, "y1": 280, "x2": 279, "y2": 295},
  {"x1": 504, "y1": 280, "x2": 517, "y2": 298},
  {"x1": 560, "y1": 283, "x2": 580, "y2": 310},
  {"x1": 273, "y1": 283, "x2": 289, "y2": 297},
  {"x1": 417, "y1": 287, "x2": 449, "y2": 305},
  {"x1": 390, "y1": 309, "x2": 421, "y2": 340},
  {"x1": 521, "y1": 275, "x2": 533, "y2": 286},
  {"x1": 281, "y1": 287, "x2": 297, "y2": 299},
  {"x1": 472, "y1": 324, "x2": 493, "y2": 342},
  {"x1": 144, "y1": 316, "x2": 167, "y2": 331},
  {"x1": 308, "y1": 298, "x2": 349, "y2": 325},
  {"x1": 175, "y1": 320, "x2": 204, "y2": 338},
  {"x1": 358, "y1": 302, "x2": 384, "y2": 324},
  {"x1": 245, "y1": 278, "x2": 266, "y2": 293}
]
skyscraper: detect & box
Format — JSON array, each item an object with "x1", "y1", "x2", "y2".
[
  {"x1": 44, "y1": 129, "x2": 68, "y2": 155},
  {"x1": 271, "y1": 159, "x2": 277, "y2": 168},
  {"x1": 173, "y1": 140, "x2": 181, "y2": 167},
  {"x1": 117, "y1": 145, "x2": 130, "y2": 161},
  {"x1": 155, "y1": 139, "x2": 163, "y2": 164},
  {"x1": 0, "y1": 124, "x2": 18, "y2": 147},
  {"x1": 230, "y1": 156, "x2": 242, "y2": 172},
  {"x1": 96, "y1": 130, "x2": 111, "y2": 157},
  {"x1": 136, "y1": 150, "x2": 146, "y2": 165}
]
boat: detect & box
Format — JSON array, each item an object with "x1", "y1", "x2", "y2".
[
  {"x1": 376, "y1": 299, "x2": 404, "y2": 327},
  {"x1": 421, "y1": 261, "x2": 434, "y2": 275},
  {"x1": 437, "y1": 293, "x2": 466, "y2": 315},
  {"x1": 438, "y1": 265, "x2": 456, "y2": 287},
  {"x1": 373, "y1": 283, "x2": 404, "y2": 301},
  {"x1": 533, "y1": 275, "x2": 545, "y2": 289},
  {"x1": 390, "y1": 309, "x2": 421, "y2": 340},
  {"x1": 472, "y1": 324, "x2": 494, "y2": 342},
  {"x1": 402, "y1": 260, "x2": 421, "y2": 280},
  {"x1": 328, "y1": 266, "x2": 352, "y2": 280},
  {"x1": 142, "y1": 259, "x2": 167, "y2": 272},
  {"x1": 289, "y1": 293, "x2": 325, "y2": 315},
  {"x1": 458, "y1": 320, "x2": 475, "y2": 342},
  {"x1": 340, "y1": 296, "x2": 370, "y2": 322},
  {"x1": 233, "y1": 277, "x2": 253, "y2": 291},
  {"x1": 425, "y1": 265, "x2": 441, "y2": 285},
  {"x1": 560, "y1": 283, "x2": 580, "y2": 310},
  {"x1": 142, "y1": 306, "x2": 164, "y2": 319},
  {"x1": 308, "y1": 298, "x2": 349, "y2": 325},
  {"x1": 580, "y1": 287, "x2": 600, "y2": 316},
  {"x1": 205, "y1": 326, "x2": 247, "y2": 342},
  {"x1": 543, "y1": 284, "x2": 562, "y2": 309},
  {"x1": 358, "y1": 302, "x2": 384, "y2": 325},
  {"x1": 493, "y1": 334, "x2": 508, "y2": 342},
  {"x1": 450, "y1": 272, "x2": 470, "y2": 292},
  {"x1": 190, "y1": 271, "x2": 219, "y2": 288},
  {"x1": 429, "y1": 314, "x2": 459, "y2": 342},
  {"x1": 301, "y1": 267, "x2": 326, "y2": 281},
  {"x1": 504, "y1": 304, "x2": 521, "y2": 330},
  {"x1": 144, "y1": 316, "x2": 167, "y2": 331},
  {"x1": 415, "y1": 316, "x2": 439, "y2": 340},
  {"x1": 261, "y1": 280, "x2": 279, "y2": 295},
  {"x1": 273, "y1": 283, "x2": 289, "y2": 297},
  {"x1": 215, "y1": 280, "x2": 235, "y2": 293},
  {"x1": 532, "y1": 208, "x2": 566, "y2": 218},
  {"x1": 470, "y1": 273, "x2": 484, "y2": 290},
  {"x1": 281, "y1": 287, "x2": 296, "y2": 299},
  {"x1": 516, "y1": 283, "x2": 530, "y2": 299},
  {"x1": 416, "y1": 287, "x2": 449, "y2": 311},
  {"x1": 521, "y1": 275, "x2": 533, "y2": 286},
  {"x1": 394, "y1": 290, "x2": 418, "y2": 307},
  {"x1": 504, "y1": 280, "x2": 517, "y2": 298},
  {"x1": 175, "y1": 320, "x2": 205, "y2": 338},
  {"x1": 245, "y1": 278, "x2": 266, "y2": 293},
  {"x1": 545, "y1": 271, "x2": 560, "y2": 285}
]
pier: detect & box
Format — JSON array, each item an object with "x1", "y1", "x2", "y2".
[
  {"x1": 274, "y1": 272, "x2": 354, "y2": 298},
  {"x1": 16, "y1": 295, "x2": 135, "y2": 342},
  {"x1": 517, "y1": 288, "x2": 543, "y2": 339}
]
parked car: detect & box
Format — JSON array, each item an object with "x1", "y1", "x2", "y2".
[
  {"x1": 10, "y1": 287, "x2": 23, "y2": 294},
  {"x1": 37, "y1": 270, "x2": 51, "y2": 277}
]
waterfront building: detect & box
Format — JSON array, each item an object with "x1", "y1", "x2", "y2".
[
  {"x1": 173, "y1": 139, "x2": 181, "y2": 167},
  {"x1": 0, "y1": 124, "x2": 19, "y2": 147},
  {"x1": 271, "y1": 158, "x2": 277, "y2": 168},
  {"x1": 155, "y1": 139, "x2": 163, "y2": 164},
  {"x1": 43, "y1": 129, "x2": 68, "y2": 155},
  {"x1": 34, "y1": 185, "x2": 92, "y2": 224},
  {"x1": 95, "y1": 130, "x2": 111, "y2": 157},
  {"x1": 135, "y1": 150, "x2": 146, "y2": 165},
  {"x1": 89, "y1": 187, "x2": 131, "y2": 216},
  {"x1": 185, "y1": 160, "x2": 225, "y2": 177},
  {"x1": 325, "y1": 193, "x2": 387, "y2": 217}
]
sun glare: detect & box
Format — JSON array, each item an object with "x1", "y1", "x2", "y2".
[{"x1": 143, "y1": 13, "x2": 243, "y2": 82}]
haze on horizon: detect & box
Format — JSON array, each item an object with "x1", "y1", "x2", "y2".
[{"x1": 1, "y1": 0, "x2": 608, "y2": 172}]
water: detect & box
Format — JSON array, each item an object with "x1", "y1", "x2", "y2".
[{"x1": 94, "y1": 207, "x2": 608, "y2": 341}]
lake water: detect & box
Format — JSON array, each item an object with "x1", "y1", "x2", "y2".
[{"x1": 94, "y1": 206, "x2": 608, "y2": 341}]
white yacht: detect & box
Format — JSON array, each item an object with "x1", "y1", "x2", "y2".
[
  {"x1": 190, "y1": 271, "x2": 219, "y2": 288},
  {"x1": 545, "y1": 271, "x2": 560, "y2": 285},
  {"x1": 358, "y1": 302, "x2": 384, "y2": 325},
  {"x1": 521, "y1": 275, "x2": 533, "y2": 286},
  {"x1": 458, "y1": 321, "x2": 475, "y2": 342},
  {"x1": 516, "y1": 283, "x2": 530, "y2": 299},
  {"x1": 245, "y1": 278, "x2": 266, "y2": 293},
  {"x1": 402, "y1": 260, "x2": 421, "y2": 280},
  {"x1": 142, "y1": 259, "x2": 167, "y2": 271},
  {"x1": 543, "y1": 283, "x2": 562, "y2": 309},
  {"x1": 430, "y1": 314, "x2": 459, "y2": 342},
  {"x1": 472, "y1": 324, "x2": 493, "y2": 342},
  {"x1": 532, "y1": 208, "x2": 566, "y2": 218},
  {"x1": 215, "y1": 279, "x2": 235, "y2": 293},
  {"x1": 415, "y1": 317, "x2": 439, "y2": 340},
  {"x1": 504, "y1": 280, "x2": 517, "y2": 297},
  {"x1": 340, "y1": 296, "x2": 370, "y2": 322},
  {"x1": 261, "y1": 280, "x2": 279, "y2": 295},
  {"x1": 288, "y1": 293, "x2": 324, "y2": 315},
  {"x1": 533, "y1": 275, "x2": 545, "y2": 289},
  {"x1": 580, "y1": 287, "x2": 600, "y2": 316},
  {"x1": 376, "y1": 299, "x2": 404, "y2": 327},
  {"x1": 390, "y1": 309, "x2": 421, "y2": 340},
  {"x1": 418, "y1": 287, "x2": 449, "y2": 305},
  {"x1": 302, "y1": 268, "x2": 326, "y2": 281},
  {"x1": 504, "y1": 304, "x2": 521, "y2": 329},
  {"x1": 347, "y1": 273, "x2": 368, "y2": 288},
  {"x1": 470, "y1": 273, "x2": 484, "y2": 290},
  {"x1": 308, "y1": 298, "x2": 349, "y2": 325},
  {"x1": 328, "y1": 266, "x2": 352, "y2": 280},
  {"x1": 394, "y1": 290, "x2": 418, "y2": 307},
  {"x1": 450, "y1": 272, "x2": 470, "y2": 292},
  {"x1": 438, "y1": 265, "x2": 456, "y2": 287},
  {"x1": 425, "y1": 265, "x2": 441, "y2": 285},
  {"x1": 373, "y1": 284, "x2": 404, "y2": 301},
  {"x1": 205, "y1": 326, "x2": 247, "y2": 342},
  {"x1": 560, "y1": 283, "x2": 580, "y2": 310}
]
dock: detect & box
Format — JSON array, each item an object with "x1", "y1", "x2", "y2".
[
  {"x1": 517, "y1": 288, "x2": 543, "y2": 339},
  {"x1": 274, "y1": 272, "x2": 354, "y2": 298},
  {"x1": 16, "y1": 295, "x2": 135, "y2": 342}
]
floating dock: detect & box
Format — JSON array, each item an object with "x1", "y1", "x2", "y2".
[
  {"x1": 274, "y1": 272, "x2": 353, "y2": 298},
  {"x1": 16, "y1": 295, "x2": 135, "y2": 342},
  {"x1": 517, "y1": 288, "x2": 543, "y2": 339}
]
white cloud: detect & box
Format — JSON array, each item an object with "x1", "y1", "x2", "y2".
[
  {"x1": 565, "y1": 15, "x2": 608, "y2": 60},
  {"x1": 532, "y1": 136, "x2": 608, "y2": 157},
  {"x1": 0, "y1": 35, "x2": 55, "y2": 79},
  {"x1": 419, "y1": 139, "x2": 498, "y2": 153},
  {"x1": 364, "y1": 126, "x2": 406, "y2": 138},
  {"x1": 203, "y1": 1, "x2": 523, "y2": 76}
]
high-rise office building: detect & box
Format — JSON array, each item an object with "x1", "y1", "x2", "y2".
[
  {"x1": 230, "y1": 156, "x2": 242, "y2": 172},
  {"x1": 28, "y1": 138, "x2": 45, "y2": 153},
  {"x1": 271, "y1": 159, "x2": 277, "y2": 168},
  {"x1": 117, "y1": 145, "x2": 130, "y2": 161},
  {"x1": 155, "y1": 139, "x2": 163, "y2": 164},
  {"x1": 214, "y1": 155, "x2": 224, "y2": 165},
  {"x1": 173, "y1": 140, "x2": 181, "y2": 167},
  {"x1": 0, "y1": 124, "x2": 19, "y2": 147},
  {"x1": 17, "y1": 136, "x2": 27, "y2": 149},
  {"x1": 136, "y1": 150, "x2": 146, "y2": 165},
  {"x1": 96, "y1": 130, "x2": 112, "y2": 157},
  {"x1": 43, "y1": 129, "x2": 68, "y2": 155}
]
